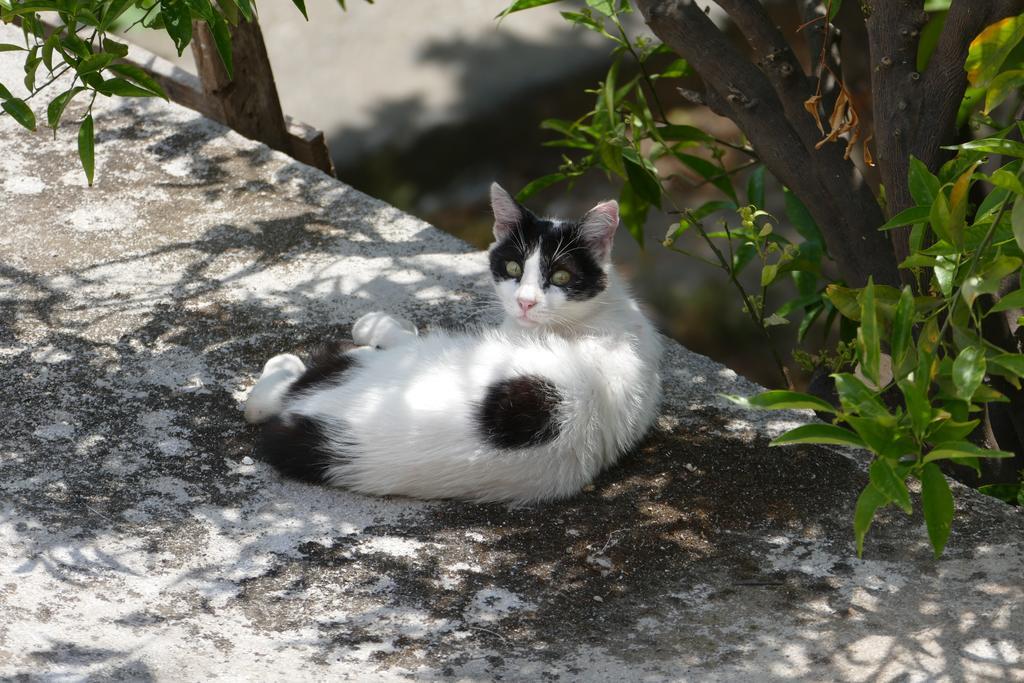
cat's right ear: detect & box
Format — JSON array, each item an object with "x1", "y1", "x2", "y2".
[{"x1": 490, "y1": 182, "x2": 523, "y2": 241}]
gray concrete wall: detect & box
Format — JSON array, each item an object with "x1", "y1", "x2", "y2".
[
  {"x1": 120, "y1": 0, "x2": 611, "y2": 167},
  {"x1": 1, "y1": 24, "x2": 1023, "y2": 681}
]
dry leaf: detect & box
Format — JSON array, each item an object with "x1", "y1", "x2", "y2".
[
  {"x1": 810, "y1": 80, "x2": 869, "y2": 163},
  {"x1": 804, "y1": 94, "x2": 824, "y2": 135}
]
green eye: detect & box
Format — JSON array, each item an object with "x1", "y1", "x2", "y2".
[
  {"x1": 551, "y1": 270, "x2": 571, "y2": 286},
  {"x1": 506, "y1": 261, "x2": 523, "y2": 278}
]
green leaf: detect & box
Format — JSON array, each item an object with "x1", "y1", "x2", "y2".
[
  {"x1": 881, "y1": 205, "x2": 930, "y2": 230},
  {"x1": 107, "y1": 64, "x2": 168, "y2": 100},
  {"x1": 2, "y1": 97, "x2": 36, "y2": 131},
  {"x1": 846, "y1": 415, "x2": 914, "y2": 458},
  {"x1": 602, "y1": 58, "x2": 618, "y2": 129},
  {"x1": 497, "y1": 0, "x2": 564, "y2": 19},
  {"x1": 727, "y1": 390, "x2": 836, "y2": 413},
  {"x1": 585, "y1": 0, "x2": 615, "y2": 16},
  {"x1": 890, "y1": 286, "x2": 914, "y2": 367},
  {"x1": 920, "y1": 463, "x2": 954, "y2": 557},
  {"x1": 833, "y1": 373, "x2": 889, "y2": 418},
  {"x1": 1013, "y1": 196, "x2": 1024, "y2": 254},
  {"x1": 926, "y1": 419, "x2": 979, "y2": 444},
  {"x1": 515, "y1": 173, "x2": 565, "y2": 201},
  {"x1": 0, "y1": 44, "x2": 26, "y2": 52},
  {"x1": 676, "y1": 153, "x2": 737, "y2": 202},
  {"x1": 955, "y1": 138, "x2": 1024, "y2": 158},
  {"x1": 46, "y1": 86, "x2": 84, "y2": 130},
  {"x1": 992, "y1": 287, "x2": 1024, "y2": 313},
  {"x1": 988, "y1": 168, "x2": 1024, "y2": 196},
  {"x1": 909, "y1": 156, "x2": 940, "y2": 206},
  {"x1": 917, "y1": 9, "x2": 945, "y2": 70},
  {"x1": 989, "y1": 353, "x2": 1024, "y2": 378},
  {"x1": 41, "y1": 33, "x2": 58, "y2": 72},
  {"x1": 869, "y1": 459, "x2": 913, "y2": 514},
  {"x1": 657, "y1": 124, "x2": 713, "y2": 144},
  {"x1": 290, "y1": 0, "x2": 309, "y2": 19},
  {"x1": 898, "y1": 379, "x2": 931, "y2": 440},
  {"x1": 965, "y1": 14, "x2": 1024, "y2": 87},
  {"x1": 623, "y1": 152, "x2": 662, "y2": 207},
  {"x1": 160, "y1": 0, "x2": 194, "y2": 55},
  {"x1": 102, "y1": 38, "x2": 130, "y2": 58},
  {"x1": 560, "y1": 10, "x2": 604, "y2": 32},
  {"x1": 234, "y1": 0, "x2": 255, "y2": 21},
  {"x1": 984, "y1": 69, "x2": 1024, "y2": 114},
  {"x1": 783, "y1": 188, "x2": 824, "y2": 248},
  {"x1": 618, "y1": 181, "x2": 647, "y2": 248},
  {"x1": 924, "y1": 440, "x2": 1015, "y2": 463},
  {"x1": 97, "y1": 78, "x2": 162, "y2": 98},
  {"x1": 208, "y1": 12, "x2": 233, "y2": 78},
  {"x1": 769, "y1": 423, "x2": 867, "y2": 449},
  {"x1": 952, "y1": 346, "x2": 985, "y2": 401},
  {"x1": 653, "y1": 58, "x2": 689, "y2": 79},
  {"x1": 971, "y1": 383, "x2": 1008, "y2": 403},
  {"x1": 929, "y1": 190, "x2": 956, "y2": 246},
  {"x1": 747, "y1": 165, "x2": 765, "y2": 207},
  {"x1": 825, "y1": 284, "x2": 861, "y2": 320},
  {"x1": 76, "y1": 51, "x2": 114, "y2": 75},
  {"x1": 854, "y1": 484, "x2": 888, "y2": 558},
  {"x1": 934, "y1": 254, "x2": 956, "y2": 297},
  {"x1": 78, "y1": 113, "x2": 94, "y2": 186},
  {"x1": 858, "y1": 278, "x2": 880, "y2": 386},
  {"x1": 100, "y1": 0, "x2": 137, "y2": 30},
  {"x1": 978, "y1": 483, "x2": 1022, "y2": 503}
]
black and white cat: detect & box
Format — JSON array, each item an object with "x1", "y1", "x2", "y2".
[{"x1": 244, "y1": 183, "x2": 663, "y2": 503}]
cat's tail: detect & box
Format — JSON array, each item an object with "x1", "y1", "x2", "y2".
[{"x1": 243, "y1": 353, "x2": 307, "y2": 424}]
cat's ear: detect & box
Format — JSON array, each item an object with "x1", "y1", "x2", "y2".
[
  {"x1": 490, "y1": 182, "x2": 524, "y2": 241},
  {"x1": 579, "y1": 200, "x2": 619, "y2": 262}
]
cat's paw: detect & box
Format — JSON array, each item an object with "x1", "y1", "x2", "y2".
[
  {"x1": 353, "y1": 311, "x2": 418, "y2": 349},
  {"x1": 244, "y1": 353, "x2": 305, "y2": 424}
]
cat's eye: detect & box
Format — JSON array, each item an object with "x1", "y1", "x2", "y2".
[
  {"x1": 550, "y1": 270, "x2": 572, "y2": 286},
  {"x1": 505, "y1": 261, "x2": 523, "y2": 278}
]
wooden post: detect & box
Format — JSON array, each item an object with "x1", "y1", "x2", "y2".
[{"x1": 190, "y1": 18, "x2": 292, "y2": 156}]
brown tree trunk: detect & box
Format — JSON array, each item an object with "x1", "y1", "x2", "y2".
[
  {"x1": 191, "y1": 17, "x2": 290, "y2": 154},
  {"x1": 636, "y1": 0, "x2": 901, "y2": 288},
  {"x1": 635, "y1": 0, "x2": 1024, "y2": 478}
]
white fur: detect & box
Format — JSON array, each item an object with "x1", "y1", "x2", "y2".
[
  {"x1": 246, "y1": 198, "x2": 663, "y2": 504},
  {"x1": 244, "y1": 353, "x2": 306, "y2": 424}
]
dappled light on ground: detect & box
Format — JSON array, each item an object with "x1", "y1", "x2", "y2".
[{"x1": 1, "y1": 40, "x2": 1023, "y2": 680}]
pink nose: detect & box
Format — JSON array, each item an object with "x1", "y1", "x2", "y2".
[{"x1": 517, "y1": 299, "x2": 536, "y2": 315}]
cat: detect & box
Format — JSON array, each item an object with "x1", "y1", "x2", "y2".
[{"x1": 243, "y1": 183, "x2": 663, "y2": 504}]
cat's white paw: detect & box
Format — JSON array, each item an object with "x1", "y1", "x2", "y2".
[
  {"x1": 244, "y1": 353, "x2": 306, "y2": 424},
  {"x1": 352, "y1": 311, "x2": 418, "y2": 349}
]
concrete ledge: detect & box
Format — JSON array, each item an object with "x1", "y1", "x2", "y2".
[{"x1": 1, "y1": 25, "x2": 1023, "y2": 681}]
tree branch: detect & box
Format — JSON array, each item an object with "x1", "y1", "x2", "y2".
[
  {"x1": 862, "y1": 0, "x2": 926, "y2": 265},
  {"x1": 865, "y1": 0, "x2": 1023, "y2": 267},
  {"x1": 916, "y1": 0, "x2": 1024, "y2": 173},
  {"x1": 637, "y1": 0, "x2": 899, "y2": 287}
]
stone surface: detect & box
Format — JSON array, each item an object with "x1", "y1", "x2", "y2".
[{"x1": 2, "y1": 25, "x2": 1024, "y2": 682}]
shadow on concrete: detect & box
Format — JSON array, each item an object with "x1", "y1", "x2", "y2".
[
  {"x1": 2, "y1": 100, "x2": 1023, "y2": 680},
  {"x1": 327, "y1": 24, "x2": 613, "y2": 227}
]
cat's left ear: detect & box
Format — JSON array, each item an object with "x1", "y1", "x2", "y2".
[
  {"x1": 490, "y1": 182, "x2": 525, "y2": 241},
  {"x1": 580, "y1": 200, "x2": 619, "y2": 262}
]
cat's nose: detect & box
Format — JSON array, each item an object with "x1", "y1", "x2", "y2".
[{"x1": 517, "y1": 298, "x2": 537, "y2": 315}]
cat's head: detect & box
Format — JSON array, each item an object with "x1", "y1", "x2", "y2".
[{"x1": 487, "y1": 182, "x2": 618, "y2": 329}]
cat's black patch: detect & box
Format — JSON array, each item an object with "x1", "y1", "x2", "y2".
[
  {"x1": 258, "y1": 414, "x2": 337, "y2": 483},
  {"x1": 478, "y1": 375, "x2": 561, "y2": 449},
  {"x1": 489, "y1": 208, "x2": 607, "y2": 301},
  {"x1": 286, "y1": 340, "x2": 359, "y2": 398}
]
